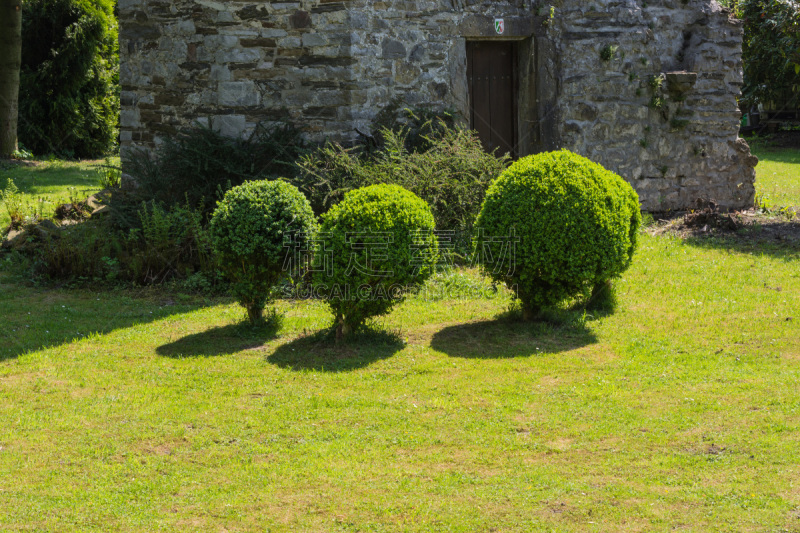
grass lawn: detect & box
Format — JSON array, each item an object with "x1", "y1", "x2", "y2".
[
  {"x1": 750, "y1": 140, "x2": 800, "y2": 208},
  {"x1": 0, "y1": 158, "x2": 116, "y2": 230},
  {"x1": 0, "y1": 148, "x2": 798, "y2": 531}
]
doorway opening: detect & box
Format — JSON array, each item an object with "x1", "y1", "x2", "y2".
[{"x1": 466, "y1": 40, "x2": 518, "y2": 158}]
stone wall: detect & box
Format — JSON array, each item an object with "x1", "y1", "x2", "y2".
[
  {"x1": 119, "y1": 0, "x2": 757, "y2": 211},
  {"x1": 554, "y1": 0, "x2": 757, "y2": 210},
  {"x1": 119, "y1": 0, "x2": 359, "y2": 145}
]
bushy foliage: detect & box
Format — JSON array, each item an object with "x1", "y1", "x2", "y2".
[
  {"x1": 292, "y1": 142, "x2": 371, "y2": 218},
  {"x1": 315, "y1": 184, "x2": 438, "y2": 339},
  {"x1": 23, "y1": 201, "x2": 215, "y2": 285},
  {"x1": 368, "y1": 104, "x2": 459, "y2": 153},
  {"x1": 294, "y1": 124, "x2": 509, "y2": 231},
  {"x1": 96, "y1": 158, "x2": 121, "y2": 189},
  {"x1": 119, "y1": 122, "x2": 306, "y2": 224},
  {"x1": 474, "y1": 150, "x2": 641, "y2": 318},
  {"x1": 738, "y1": 0, "x2": 800, "y2": 108},
  {"x1": 22, "y1": 220, "x2": 126, "y2": 282},
  {"x1": 717, "y1": 0, "x2": 800, "y2": 108},
  {"x1": 210, "y1": 180, "x2": 317, "y2": 323},
  {"x1": 8, "y1": 120, "x2": 307, "y2": 288},
  {"x1": 1, "y1": 179, "x2": 25, "y2": 231},
  {"x1": 131, "y1": 201, "x2": 214, "y2": 284},
  {"x1": 19, "y1": 0, "x2": 119, "y2": 158}
]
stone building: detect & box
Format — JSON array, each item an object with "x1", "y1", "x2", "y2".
[{"x1": 119, "y1": 0, "x2": 758, "y2": 211}]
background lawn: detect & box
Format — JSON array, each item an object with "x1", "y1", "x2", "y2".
[
  {"x1": 0, "y1": 146, "x2": 798, "y2": 531},
  {"x1": 750, "y1": 140, "x2": 800, "y2": 208},
  {"x1": 0, "y1": 158, "x2": 115, "y2": 230}
]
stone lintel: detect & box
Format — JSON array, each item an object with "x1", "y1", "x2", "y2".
[{"x1": 459, "y1": 15, "x2": 535, "y2": 39}]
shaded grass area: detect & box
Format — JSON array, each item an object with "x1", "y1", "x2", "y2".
[
  {"x1": 0, "y1": 158, "x2": 115, "y2": 229},
  {"x1": 750, "y1": 142, "x2": 800, "y2": 208},
  {"x1": 0, "y1": 280, "x2": 208, "y2": 363},
  {"x1": 1, "y1": 232, "x2": 800, "y2": 531},
  {"x1": 429, "y1": 317, "x2": 596, "y2": 359},
  {"x1": 684, "y1": 224, "x2": 800, "y2": 260}
]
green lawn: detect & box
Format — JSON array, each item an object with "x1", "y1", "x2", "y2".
[
  {"x1": 0, "y1": 149, "x2": 799, "y2": 531},
  {"x1": 1, "y1": 232, "x2": 799, "y2": 531},
  {"x1": 0, "y1": 158, "x2": 115, "y2": 230},
  {"x1": 751, "y1": 143, "x2": 800, "y2": 208}
]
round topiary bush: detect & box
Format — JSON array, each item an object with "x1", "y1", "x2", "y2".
[
  {"x1": 210, "y1": 180, "x2": 317, "y2": 324},
  {"x1": 474, "y1": 150, "x2": 641, "y2": 319},
  {"x1": 315, "y1": 184, "x2": 438, "y2": 339}
]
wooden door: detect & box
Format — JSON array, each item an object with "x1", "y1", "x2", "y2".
[{"x1": 467, "y1": 41, "x2": 517, "y2": 158}]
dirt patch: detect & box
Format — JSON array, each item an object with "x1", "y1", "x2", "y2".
[
  {"x1": 682, "y1": 201, "x2": 740, "y2": 231},
  {"x1": 54, "y1": 201, "x2": 92, "y2": 222},
  {"x1": 0, "y1": 159, "x2": 38, "y2": 170},
  {"x1": 706, "y1": 443, "x2": 727, "y2": 456},
  {"x1": 648, "y1": 202, "x2": 800, "y2": 246},
  {"x1": 139, "y1": 436, "x2": 189, "y2": 457}
]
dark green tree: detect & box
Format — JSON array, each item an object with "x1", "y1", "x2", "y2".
[
  {"x1": 726, "y1": 0, "x2": 800, "y2": 108},
  {"x1": 19, "y1": 0, "x2": 119, "y2": 158}
]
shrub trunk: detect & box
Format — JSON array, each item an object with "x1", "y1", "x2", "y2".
[
  {"x1": 335, "y1": 315, "x2": 353, "y2": 342},
  {"x1": 522, "y1": 304, "x2": 540, "y2": 322},
  {"x1": 246, "y1": 305, "x2": 263, "y2": 325}
]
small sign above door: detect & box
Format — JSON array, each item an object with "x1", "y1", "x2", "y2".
[{"x1": 494, "y1": 18, "x2": 505, "y2": 35}]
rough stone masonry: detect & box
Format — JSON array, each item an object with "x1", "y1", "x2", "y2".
[{"x1": 119, "y1": 0, "x2": 758, "y2": 211}]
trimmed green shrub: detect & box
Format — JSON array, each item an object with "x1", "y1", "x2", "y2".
[
  {"x1": 20, "y1": 0, "x2": 119, "y2": 158},
  {"x1": 315, "y1": 184, "x2": 438, "y2": 339},
  {"x1": 474, "y1": 150, "x2": 641, "y2": 319},
  {"x1": 210, "y1": 180, "x2": 317, "y2": 324}
]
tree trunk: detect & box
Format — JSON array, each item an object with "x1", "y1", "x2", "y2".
[{"x1": 0, "y1": 0, "x2": 22, "y2": 157}]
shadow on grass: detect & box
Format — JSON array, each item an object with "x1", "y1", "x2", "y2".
[
  {"x1": 681, "y1": 227, "x2": 800, "y2": 261},
  {"x1": 156, "y1": 319, "x2": 282, "y2": 358},
  {"x1": 267, "y1": 326, "x2": 405, "y2": 372},
  {"x1": 430, "y1": 312, "x2": 598, "y2": 359},
  {"x1": 0, "y1": 273, "x2": 211, "y2": 362}
]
